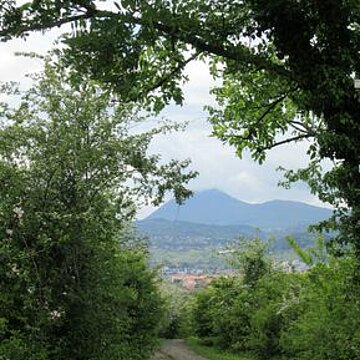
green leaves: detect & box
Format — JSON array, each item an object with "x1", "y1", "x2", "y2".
[
  {"x1": 191, "y1": 241, "x2": 360, "y2": 360},
  {"x1": 0, "y1": 57, "x2": 196, "y2": 359},
  {"x1": 208, "y1": 66, "x2": 300, "y2": 164}
]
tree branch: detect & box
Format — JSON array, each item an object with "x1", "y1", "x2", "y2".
[
  {"x1": 253, "y1": 94, "x2": 289, "y2": 128},
  {"x1": 258, "y1": 134, "x2": 314, "y2": 152},
  {"x1": 0, "y1": 12, "x2": 93, "y2": 38},
  {"x1": 289, "y1": 121, "x2": 309, "y2": 134},
  {"x1": 130, "y1": 51, "x2": 199, "y2": 100},
  {"x1": 1, "y1": 6, "x2": 291, "y2": 79},
  {"x1": 234, "y1": 93, "x2": 289, "y2": 142},
  {"x1": 143, "y1": 17, "x2": 291, "y2": 79}
]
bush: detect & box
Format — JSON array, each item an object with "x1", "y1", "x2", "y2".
[
  {"x1": 159, "y1": 283, "x2": 193, "y2": 339},
  {"x1": 280, "y1": 259, "x2": 360, "y2": 360}
]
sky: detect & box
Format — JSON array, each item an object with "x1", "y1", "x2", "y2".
[{"x1": 0, "y1": 26, "x2": 331, "y2": 219}]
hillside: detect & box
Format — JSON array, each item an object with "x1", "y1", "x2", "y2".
[
  {"x1": 139, "y1": 190, "x2": 332, "y2": 270},
  {"x1": 137, "y1": 218, "x2": 258, "y2": 250},
  {"x1": 137, "y1": 218, "x2": 323, "y2": 271}
]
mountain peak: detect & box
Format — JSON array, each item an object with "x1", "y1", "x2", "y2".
[
  {"x1": 146, "y1": 189, "x2": 332, "y2": 229},
  {"x1": 198, "y1": 188, "x2": 231, "y2": 195},
  {"x1": 195, "y1": 189, "x2": 245, "y2": 202},
  {"x1": 197, "y1": 189, "x2": 250, "y2": 206}
]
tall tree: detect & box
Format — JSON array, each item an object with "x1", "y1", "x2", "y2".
[
  {"x1": 1, "y1": 1, "x2": 360, "y2": 251},
  {"x1": 0, "y1": 57, "x2": 195, "y2": 359}
]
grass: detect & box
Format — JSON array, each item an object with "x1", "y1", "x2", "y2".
[{"x1": 185, "y1": 337, "x2": 255, "y2": 360}]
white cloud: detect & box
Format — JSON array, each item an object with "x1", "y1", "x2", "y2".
[
  {"x1": 0, "y1": 31, "x2": 62, "y2": 83},
  {"x1": 182, "y1": 59, "x2": 218, "y2": 107}
]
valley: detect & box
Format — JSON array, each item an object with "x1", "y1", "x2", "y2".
[{"x1": 137, "y1": 190, "x2": 332, "y2": 273}]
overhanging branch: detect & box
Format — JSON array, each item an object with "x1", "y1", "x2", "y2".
[
  {"x1": 258, "y1": 133, "x2": 314, "y2": 152},
  {"x1": 1, "y1": 6, "x2": 291, "y2": 80},
  {"x1": 132, "y1": 51, "x2": 199, "y2": 100},
  {"x1": 0, "y1": 12, "x2": 93, "y2": 38}
]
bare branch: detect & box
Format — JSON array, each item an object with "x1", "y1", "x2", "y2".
[{"x1": 289, "y1": 121, "x2": 309, "y2": 134}]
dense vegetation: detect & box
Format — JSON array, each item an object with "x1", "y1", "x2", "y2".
[
  {"x1": 188, "y1": 239, "x2": 360, "y2": 360},
  {"x1": 0, "y1": 58, "x2": 194, "y2": 359}
]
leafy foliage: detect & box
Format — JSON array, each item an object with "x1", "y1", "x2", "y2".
[
  {"x1": 0, "y1": 57, "x2": 195, "y2": 359},
  {"x1": 1, "y1": 3, "x2": 360, "y2": 358},
  {"x1": 158, "y1": 283, "x2": 193, "y2": 339},
  {"x1": 191, "y1": 239, "x2": 360, "y2": 360},
  {"x1": 280, "y1": 259, "x2": 360, "y2": 360}
]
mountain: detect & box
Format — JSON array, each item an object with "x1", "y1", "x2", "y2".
[
  {"x1": 145, "y1": 189, "x2": 332, "y2": 230},
  {"x1": 139, "y1": 190, "x2": 332, "y2": 270}
]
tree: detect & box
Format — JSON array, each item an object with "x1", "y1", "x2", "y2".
[
  {"x1": 0, "y1": 57, "x2": 195, "y2": 359},
  {"x1": 1, "y1": 1, "x2": 360, "y2": 251},
  {"x1": 228, "y1": 237, "x2": 271, "y2": 287}
]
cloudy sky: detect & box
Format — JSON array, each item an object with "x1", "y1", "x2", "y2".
[{"x1": 0, "y1": 27, "x2": 330, "y2": 219}]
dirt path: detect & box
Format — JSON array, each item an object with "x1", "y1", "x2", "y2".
[{"x1": 152, "y1": 339, "x2": 209, "y2": 360}]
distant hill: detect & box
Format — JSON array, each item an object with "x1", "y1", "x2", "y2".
[
  {"x1": 136, "y1": 217, "x2": 324, "y2": 271},
  {"x1": 145, "y1": 189, "x2": 332, "y2": 230},
  {"x1": 139, "y1": 190, "x2": 332, "y2": 270},
  {"x1": 136, "y1": 218, "x2": 258, "y2": 250},
  {"x1": 136, "y1": 218, "x2": 261, "y2": 271}
]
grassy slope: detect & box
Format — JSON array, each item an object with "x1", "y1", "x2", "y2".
[{"x1": 185, "y1": 338, "x2": 254, "y2": 360}]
